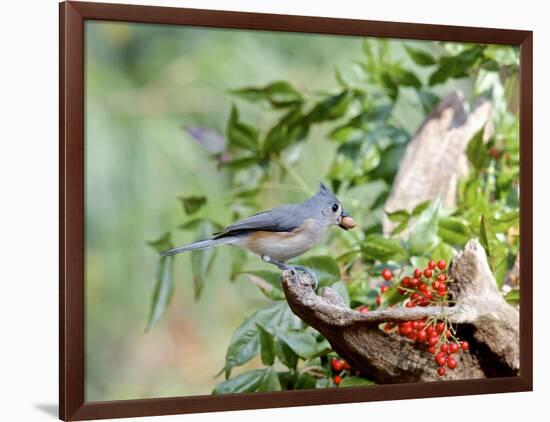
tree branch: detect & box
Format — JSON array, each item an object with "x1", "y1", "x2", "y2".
[{"x1": 281, "y1": 240, "x2": 519, "y2": 383}]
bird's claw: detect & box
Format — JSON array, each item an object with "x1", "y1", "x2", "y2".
[{"x1": 288, "y1": 265, "x2": 318, "y2": 290}]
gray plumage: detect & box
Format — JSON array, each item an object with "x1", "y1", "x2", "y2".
[{"x1": 160, "y1": 182, "x2": 347, "y2": 260}]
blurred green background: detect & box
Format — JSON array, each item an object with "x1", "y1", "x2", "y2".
[
  {"x1": 84, "y1": 22, "x2": 510, "y2": 401},
  {"x1": 84, "y1": 21, "x2": 367, "y2": 402}
]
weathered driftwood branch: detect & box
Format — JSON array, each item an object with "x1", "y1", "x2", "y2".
[
  {"x1": 383, "y1": 92, "x2": 492, "y2": 234},
  {"x1": 281, "y1": 240, "x2": 519, "y2": 383}
]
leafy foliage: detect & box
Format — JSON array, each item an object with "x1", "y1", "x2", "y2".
[{"x1": 150, "y1": 39, "x2": 520, "y2": 392}]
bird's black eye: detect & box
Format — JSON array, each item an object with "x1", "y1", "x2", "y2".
[{"x1": 332, "y1": 203, "x2": 339, "y2": 212}]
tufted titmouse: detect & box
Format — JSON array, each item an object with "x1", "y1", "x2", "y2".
[{"x1": 160, "y1": 182, "x2": 356, "y2": 288}]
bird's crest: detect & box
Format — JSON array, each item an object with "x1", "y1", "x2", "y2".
[{"x1": 318, "y1": 181, "x2": 338, "y2": 201}]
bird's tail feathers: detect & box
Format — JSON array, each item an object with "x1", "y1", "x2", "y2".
[{"x1": 160, "y1": 236, "x2": 239, "y2": 257}]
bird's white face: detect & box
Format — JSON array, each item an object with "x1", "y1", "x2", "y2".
[{"x1": 325, "y1": 201, "x2": 343, "y2": 226}]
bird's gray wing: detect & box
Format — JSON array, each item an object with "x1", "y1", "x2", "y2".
[{"x1": 214, "y1": 204, "x2": 306, "y2": 238}]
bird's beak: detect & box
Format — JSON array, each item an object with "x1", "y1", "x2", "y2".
[{"x1": 338, "y1": 211, "x2": 356, "y2": 230}]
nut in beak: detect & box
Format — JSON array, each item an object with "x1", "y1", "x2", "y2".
[{"x1": 339, "y1": 211, "x2": 357, "y2": 230}]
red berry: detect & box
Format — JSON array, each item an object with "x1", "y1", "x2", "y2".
[
  {"x1": 432, "y1": 281, "x2": 441, "y2": 290},
  {"x1": 358, "y1": 305, "x2": 369, "y2": 314},
  {"x1": 384, "y1": 322, "x2": 392, "y2": 333},
  {"x1": 440, "y1": 343, "x2": 449, "y2": 353},
  {"x1": 436, "y1": 322, "x2": 445, "y2": 333},
  {"x1": 424, "y1": 268, "x2": 433, "y2": 278},
  {"x1": 428, "y1": 260, "x2": 437, "y2": 270},
  {"x1": 447, "y1": 357, "x2": 457, "y2": 369},
  {"x1": 342, "y1": 361, "x2": 351, "y2": 370},
  {"x1": 428, "y1": 346, "x2": 436, "y2": 354},
  {"x1": 402, "y1": 277, "x2": 411, "y2": 287},
  {"x1": 381, "y1": 268, "x2": 393, "y2": 281},
  {"x1": 424, "y1": 291, "x2": 433, "y2": 300},
  {"x1": 437, "y1": 274, "x2": 447, "y2": 282},
  {"x1": 400, "y1": 325, "x2": 413, "y2": 336},
  {"x1": 418, "y1": 329, "x2": 428, "y2": 342},
  {"x1": 438, "y1": 367, "x2": 446, "y2": 376},
  {"x1": 411, "y1": 278, "x2": 420, "y2": 287},
  {"x1": 405, "y1": 301, "x2": 416, "y2": 308},
  {"x1": 450, "y1": 343, "x2": 460, "y2": 353},
  {"x1": 437, "y1": 260, "x2": 447, "y2": 270},
  {"x1": 426, "y1": 326, "x2": 434, "y2": 336},
  {"x1": 331, "y1": 358, "x2": 344, "y2": 372},
  {"x1": 376, "y1": 296, "x2": 382, "y2": 305},
  {"x1": 414, "y1": 268, "x2": 422, "y2": 278},
  {"x1": 333, "y1": 375, "x2": 342, "y2": 385},
  {"x1": 418, "y1": 283, "x2": 427, "y2": 292},
  {"x1": 460, "y1": 341, "x2": 469, "y2": 351},
  {"x1": 407, "y1": 330, "x2": 418, "y2": 341},
  {"x1": 437, "y1": 286, "x2": 447, "y2": 296},
  {"x1": 381, "y1": 285, "x2": 389, "y2": 294},
  {"x1": 435, "y1": 355, "x2": 446, "y2": 366},
  {"x1": 428, "y1": 336, "x2": 439, "y2": 346},
  {"x1": 417, "y1": 320, "x2": 426, "y2": 330}
]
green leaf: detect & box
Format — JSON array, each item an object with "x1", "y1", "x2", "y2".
[
  {"x1": 409, "y1": 199, "x2": 441, "y2": 256},
  {"x1": 264, "y1": 81, "x2": 303, "y2": 108},
  {"x1": 331, "y1": 281, "x2": 350, "y2": 307},
  {"x1": 227, "y1": 105, "x2": 259, "y2": 151},
  {"x1": 438, "y1": 217, "x2": 472, "y2": 247},
  {"x1": 263, "y1": 107, "x2": 308, "y2": 155},
  {"x1": 220, "y1": 155, "x2": 258, "y2": 170},
  {"x1": 428, "y1": 64, "x2": 451, "y2": 86},
  {"x1": 224, "y1": 302, "x2": 300, "y2": 376},
  {"x1": 231, "y1": 81, "x2": 303, "y2": 108},
  {"x1": 429, "y1": 46, "x2": 486, "y2": 86},
  {"x1": 369, "y1": 143, "x2": 406, "y2": 183},
  {"x1": 213, "y1": 368, "x2": 281, "y2": 394},
  {"x1": 405, "y1": 46, "x2": 437, "y2": 66},
  {"x1": 466, "y1": 129, "x2": 488, "y2": 170},
  {"x1": 504, "y1": 289, "x2": 520, "y2": 305},
  {"x1": 179, "y1": 195, "x2": 206, "y2": 215},
  {"x1": 361, "y1": 234, "x2": 407, "y2": 262},
  {"x1": 276, "y1": 330, "x2": 319, "y2": 359},
  {"x1": 146, "y1": 255, "x2": 174, "y2": 331},
  {"x1": 380, "y1": 283, "x2": 403, "y2": 307},
  {"x1": 417, "y1": 90, "x2": 440, "y2": 114},
  {"x1": 412, "y1": 200, "x2": 431, "y2": 216},
  {"x1": 229, "y1": 248, "x2": 248, "y2": 281},
  {"x1": 258, "y1": 367, "x2": 282, "y2": 392},
  {"x1": 191, "y1": 221, "x2": 217, "y2": 300},
  {"x1": 295, "y1": 255, "x2": 340, "y2": 286},
  {"x1": 491, "y1": 210, "x2": 519, "y2": 233},
  {"x1": 380, "y1": 72, "x2": 398, "y2": 100},
  {"x1": 339, "y1": 376, "x2": 375, "y2": 387},
  {"x1": 307, "y1": 91, "x2": 353, "y2": 123},
  {"x1": 147, "y1": 232, "x2": 173, "y2": 254},
  {"x1": 479, "y1": 216, "x2": 508, "y2": 288},
  {"x1": 275, "y1": 338, "x2": 298, "y2": 370},
  {"x1": 295, "y1": 372, "x2": 318, "y2": 389},
  {"x1": 256, "y1": 323, "x2": 276, "y2": 366},
  {"x1": 392, "y1": 67, "x2": 422, "y2": 89},
  {"x1": 240, "y1": 270, "x2": 285, "y2": 300},
  {"x1": 386, "y1": 209, "x2": 410, "y2": 223},
  {"x1": 431, "y1": 242, "x2": 456, "y2": 266}
]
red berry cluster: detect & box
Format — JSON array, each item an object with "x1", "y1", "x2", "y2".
[
  {"x1": 371, "y1": 259, "x2": 472, "y2": 377},
  {"x1": 376, "y1": 259, "x2": 449, "y2": 307},
  {"x1": 330, "y1": 357, "x2": 355, "y2": 385}
]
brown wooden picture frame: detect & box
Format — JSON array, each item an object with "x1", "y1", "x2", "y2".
[{"x1": 59, "y1": 1, "x2": 533, "y2": 420}]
